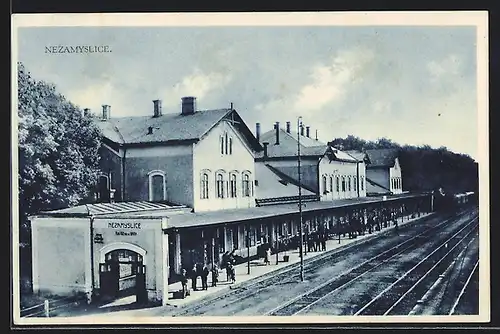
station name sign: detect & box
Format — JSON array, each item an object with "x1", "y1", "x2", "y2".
[{"x1": 107, "y1": 222, "x2": 142, "y2": 229}]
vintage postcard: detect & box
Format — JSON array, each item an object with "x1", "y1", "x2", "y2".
[{"x1": 11, "y1": 11, "x2": 489, "y2": 326}]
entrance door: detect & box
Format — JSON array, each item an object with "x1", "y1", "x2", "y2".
[{"x1": 99, "y1": 249, "x2": 147, "y2": 303}]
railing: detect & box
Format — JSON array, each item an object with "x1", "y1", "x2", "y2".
[
  {"x1": 20, "y1": 295, "x2": 86, "y2": 318},
  {"x1": 256, "y1": 195, "x2": 319, "y2": 206}
]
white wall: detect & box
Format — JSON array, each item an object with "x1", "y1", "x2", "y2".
[
  {"x1": 192, "y1": 120, "x2": 256, "y2": 212},
  {"x1": 318, "y1": 157, "x2": 361, "y2": 201},
  {"x1": 31, "y1": 218, "x2": 91, "y2": 296},
  {"x1": 390, "y1": 157, "x2": 403, "y2": 194}
]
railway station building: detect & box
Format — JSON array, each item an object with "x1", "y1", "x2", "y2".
[
  {"x1": 254, "y1": 121, "x2": 367, "y2": 204},
  {"x1": 28, "y1": 96, "x2": 426, "y2": 306}
]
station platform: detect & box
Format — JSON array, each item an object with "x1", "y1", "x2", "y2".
[
  {"x1": 67, "y1": 212, "x2": 433, "y2": 319},
  {"x1": 164, "y1": 212, "x2": 432, "y2": 308}
]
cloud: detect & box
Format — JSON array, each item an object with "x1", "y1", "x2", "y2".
[
  {"x1": 66, "y1": 81, "x2": 134, "y2": 117},
  {"x1": 256, "y1": 47, "x2": 376, "y2": 117},
  {"x1": 159, "y1": 69, "x2": 232, "y2": 109},
  {"x1": 427, "y1": 54, "x2": 463, "y2": 82}
]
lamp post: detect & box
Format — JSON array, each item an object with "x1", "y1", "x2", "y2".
[{"x1": 297, "y1": 116, "x2": 304, "y2": 282}]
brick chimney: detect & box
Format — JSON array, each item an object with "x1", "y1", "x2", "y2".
[
  {"x1": 263, "y1": 142, "x2": 269, "y2": 158},
  {"x1": 300, "y1": 124, "x2": 305, "y2": 136},
  {"x1": 102, "y1": 105, "x2": 110, "y2": 120},
  {"x1": 315, "y1": 129, "x2": 318, "y2": 141},
  {"x1": 275, "y1": 122, "x2": 280, "y2": 145},
  {"x1": 256, "y1": 123, "x2": 261, "y2": 143},
  {"x1": 306, "y1": 126, "x2": 310, "y2": 138},
  {"x1": 286, "y1": 121, "x2": 291, "y2": 133},
  {"x1": 181, "y1": 96, "x2": 196, "y2": 116},
  {"x1": 153, "y1": 99, "x2": 162, "y2": 117}
]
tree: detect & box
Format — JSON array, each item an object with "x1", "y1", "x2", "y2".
[
  {"x1": 17, "y1": 62, "x2": 102, "y2": 245},
  {"x1": 328, "y1": 134, "x2": 478, "y2": 195}
]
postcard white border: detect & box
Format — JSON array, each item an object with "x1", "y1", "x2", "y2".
[{"x1": 11, "y1": 11, "x2": 489, "y2": 326}]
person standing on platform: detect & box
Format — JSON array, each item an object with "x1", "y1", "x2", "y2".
[
  {"x1": 264, "y1": 247, "x2": 271, "y2": 265},
  {"x1": 180, "y1": 269, "x2": 189, "y2": 298},
  {"x1": 211, "y1": 263, "x2": 219, "y2": 287},
  {"x1": 321, "y1": 232, "x2": 327, "y2": 251},
  {"x1": 201, "y1": 264, "x2": 209, "y2": 290},
  {"x1": 191, "y1": 264, "x2": 198, "y2": 291}
]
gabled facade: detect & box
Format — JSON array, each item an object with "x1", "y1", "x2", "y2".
[
  {"x1": 254, "y1": 121, "x2": 366, "y2": 202},
  {"x1": 365, "y1": 148, "x2": 403, "y2": 196},
  {"x1": 94, "y1": 97, "x2": 262, "y2": 213}
]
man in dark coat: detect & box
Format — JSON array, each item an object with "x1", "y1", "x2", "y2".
[
  {"x1": 180, "y1": 269, "x2": 189, "y2": 298},
  {"x1": 211, "y1": 263, "x2": 219, "y2": 287},
  {"x1": 191, "y1": 264, "x2": 198, "y2": 291},
  {"x1": 201, "y1": 264, "x2": 209, "y2": 290}
]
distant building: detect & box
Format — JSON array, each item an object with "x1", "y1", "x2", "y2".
[
  {"x1": 254, "y1": 121, "x2": 365, "y2": 203},
  {"x1": 364, "y1": 148, "x2": 403, "y2": 196},
  {"x1": 95, "y1": 97, "x2": 262, "y2": 212}
]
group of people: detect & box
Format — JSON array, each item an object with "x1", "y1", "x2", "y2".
[{"x1": 179, "y1": 250, "x2": 240, "y2": 298}]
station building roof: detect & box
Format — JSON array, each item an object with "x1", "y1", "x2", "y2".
[{"x1": 32, "y1": 193, "x2": 429, "y2": 230}]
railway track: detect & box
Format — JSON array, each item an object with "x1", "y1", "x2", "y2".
[
  {"x1": 172, "y1": 208, "x2": 476, "y2": 316},
  {"x1": 265, "y1": 211, "x2": 478, "y2": 316},
  {"x1": 355, "y1": 218, "x2": 478, "y2": 316}
]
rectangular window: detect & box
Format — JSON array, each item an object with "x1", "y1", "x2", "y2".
[
  {"x1": 229, "y1": 137, "x2": 233, "y2": 155},
  {"x1": 329, "y1": 176, "x2": 333, "y2": 192},
  {"x1": 336, "y1": 176, "x2": 340, "y2": 192},
  {"x1": 354, "y1": 176, "x2": 357, "y2": 191},
  {"x1": 348, "y1": 177, "x2": 352, "y2": 191},
  {"x1": 361, "y1": 177, "x2": 364, "y2": 191},
  {"x1": 220, "y1": 136, "x2": 224, "y2": 155},
  {"x1": 225, "y1": 133, "x2": 228, "y2": 155},
  {"x1": 342, "y1": 177, "x2": 346, "y2": 192}
]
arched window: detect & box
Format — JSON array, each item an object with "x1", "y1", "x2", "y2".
[
  {"x1": 220, "y1": 135, "x2": 225, "y2": 155},
  {"x1": 229, "y1": 137, "x2": 233, "y2": 155},
  {"x1": 322, "y1": 175, "x2": 327, "y2": 194},
  {"x1": 216, "y1": 173, "x2": 224, "y2": 198},
  {"x1": 361, "y1": 176, "x2": 364, "y2": 191},
  {"x1": 97, "y1": 174, "x2": 110, "y2": 202},
  {"x1": 230, "y1": 173, "x2": 237, "y2": 198},
  {"x1": 329, "y1": 176, "x2": 333, "y2": 192},
  {"x1": 348, "y1": 176, "x2": 352, "y2": 191},
  {"x1": 336, "y1": 176, "x2": 340, "y2": 192},
  {"x1": 242, "y1": 172, "x2": 251, "y2": 197},
  {"x1": 201, "y1": 172, "x2": 209, "y2": 199},
  {"x1": 353, "y1": 176, "x2": 357, "y2": 192},
  {"x1": 341, "y1": 176, "x2": 346, "y2": 192},
  {"x1": 148, "y1": 170, "x2": 166, "y2": 202}
]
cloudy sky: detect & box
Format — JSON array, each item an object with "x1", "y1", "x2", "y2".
[{"x1": 16, "y1": 23, "x2": 479, "y2": 159}]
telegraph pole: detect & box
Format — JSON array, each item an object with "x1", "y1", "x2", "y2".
[{"x1": 297, "y1": 117, "x2": 304, "y2": 282}]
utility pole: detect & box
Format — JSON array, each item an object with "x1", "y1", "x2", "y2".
[
  {"x1": 297, "y1": 116, "x2": 304, "y2": 282},
  {"x1": 247, "y1": 225, "x2": 250, "y2": 275}
]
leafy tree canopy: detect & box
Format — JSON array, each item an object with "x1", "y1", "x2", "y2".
[{"x1": 18, "y1": 62, "x2": 102, "y2": 227}]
